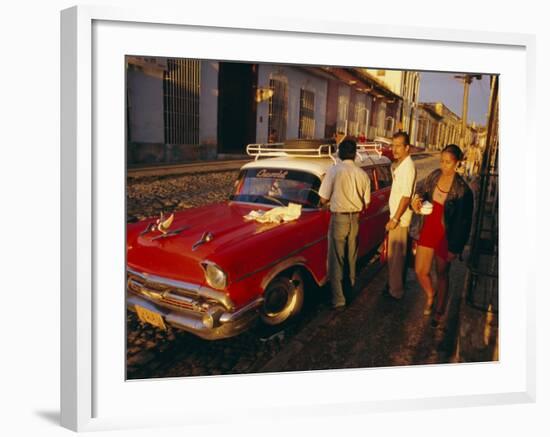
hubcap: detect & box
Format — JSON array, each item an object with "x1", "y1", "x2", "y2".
[{"x1": 264, "y1": 284, "x2": 291, "y2": 315}]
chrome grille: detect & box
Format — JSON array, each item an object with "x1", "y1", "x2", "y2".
[{"x1": 127, "y1": 272, "x2": 207, "y2": 313}]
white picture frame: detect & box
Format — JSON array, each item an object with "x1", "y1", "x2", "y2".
[{"x1": 60, "y1": 5, "x2": 536, "y2": 432}]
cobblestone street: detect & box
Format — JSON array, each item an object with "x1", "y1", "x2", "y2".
[
  {"x1": 126, "y1": 154, "x2": 498, "y2": 379},
  {"x1": 127, "y1": 170, "x2": 239, "y2": 222}
]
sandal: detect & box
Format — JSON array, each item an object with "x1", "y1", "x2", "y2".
[
  {"x1": 423, "y1": 292, "x2": 437, "y2": 316},
  {"x1": 431, "y1": 310, "x2": 445, "y2": 327}
]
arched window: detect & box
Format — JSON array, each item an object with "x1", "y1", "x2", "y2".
[
  {"x1": 267, "y1": 76, "x2": 288, "y2": 142},
  {"x1": 299, "y1": 89, "x2": 315, "y2": 139}
]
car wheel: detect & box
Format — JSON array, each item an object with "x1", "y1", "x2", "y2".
[{"x1": 260, "y1": 270, "x2": 305, "y2": 326}]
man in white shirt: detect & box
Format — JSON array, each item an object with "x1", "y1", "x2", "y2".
[
  {"x1": 319, "y1": 138, "x2": 371, "y2": 309},
  {"x1": 385, "y1": 131, "x2": 417, "y2": 299}
]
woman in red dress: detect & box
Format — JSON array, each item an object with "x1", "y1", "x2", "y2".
[{"x1": 410, "y1": 145, "x2": 474, "y2": 326}]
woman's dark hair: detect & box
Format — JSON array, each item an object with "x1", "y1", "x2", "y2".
[
  {"x1": 442, "y1": 144, "x2": 463, "y2": 161},
  {"x1": 338, "y1": 138, "x2": 357, "y2": 160}
]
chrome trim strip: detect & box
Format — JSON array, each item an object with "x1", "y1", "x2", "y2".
[
  {"x1": 219, "y1": 297, "x2": 264, "y2": 324},
  {"x1": 128, "y1": 287, "x2": 205, "y2": 314},
  {"x1": 127, "y1": 278, "x2": 164, "y2": 300},
  {"x1": 233, "y1": 235, "x2": 326, "y2": 283},
  {"x1": 127, "y1": 294, "x2": 259, "y2": 340},
  {"x1": 200, "y1": 289, "x2": 234, "y2": 311},
  {"x1": 163, "y1": 292, "x2": 198, "y2": 306},
  {"x1": 260, "y1": 257, "x2": 307, "y2": 290},
  {"x1": 127, "y1": 268, "x2": 200, "y2": 293},
  {"x1": 127, "y1": 268, "x2": 234, "y2": 310}
]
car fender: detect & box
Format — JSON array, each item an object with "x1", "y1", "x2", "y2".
[{"x1": 260, "y1": 256, "x2": 322, "y2": 291}]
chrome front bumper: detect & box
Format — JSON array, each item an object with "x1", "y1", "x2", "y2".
[{"x1": 127, "y1": 269, "x2": 264, "y2": 340}]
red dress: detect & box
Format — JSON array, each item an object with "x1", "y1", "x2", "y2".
[{"x1": 418, "y1": 186, "x2": 449, "y2": 260}]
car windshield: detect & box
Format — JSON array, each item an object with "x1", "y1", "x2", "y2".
[{"x1": 230, "y1": 168, "x2": 321, "y2": 208}]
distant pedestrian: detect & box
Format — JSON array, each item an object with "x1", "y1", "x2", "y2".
[
  {"x1": 268, "y1": 128, "x2": 278, "y2": 143},
  {"x1": 410, "y1": 144, "x2": 474, "y2": 326},
  {"x1": 385, "y1": 131, "x2": 417, "y2": 300},
  {"x1": 474, "y1": 145, "x2": 482, "y2": 175},
  {"x1": 319, "y1": 138, "x2": 371, "y2": 309},
  {"x1": 465, "y1": 144, "x2": 477, "y2": 177}
]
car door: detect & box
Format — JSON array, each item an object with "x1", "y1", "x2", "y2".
[
  {"x1": 358, "y1": 165, "x2": 381, "y2": 257},
  {"x1": 372, "y1": 164, "x2": 392, "y2": 243}
]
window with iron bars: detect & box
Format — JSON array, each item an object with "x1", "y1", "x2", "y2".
[
  {"x1": 348, "y1": 97, "x2": 358, "y2": 136},
  {"x1": 299, "y1": 89, "x2": 315, "y2": 139},
  {"x1": 336, "y1": 93, "x2": 349, "y2": 134},
  {"x1": 163, "y1": 58, "x2": 200, "y2": 145},
  {"x1": 267, "y1": 78, "x2": 288, "y2": 142},
  {"x1": 356, "y1": 102, "x2": 368, "y2": 138}
]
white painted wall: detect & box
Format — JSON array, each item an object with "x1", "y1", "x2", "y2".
[
  {"x1": 365, "y1": 69, "x2": 404, "y2": 95},
  {"x1": 256, "y1": 64, "x2": 328, "y2": 142},
  {"x1": 199, "y1": 61, "x2": 219, "y2": 145},
  {"x1": 127, "y1": 66, "x2": 164, "y2": 143},
  {"x1": 337, "y1": 84, "x2": 350, "y2": 133}
]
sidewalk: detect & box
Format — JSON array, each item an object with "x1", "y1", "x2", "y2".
[
  {"x1": 258, "y1": 244, "x2": 497, "y2": 373},
  {"x1": 127, "y1": 155, "x2": 250, "y2": 178},
  {"x1": 258, "y1": 258, "x2": 464, "y2": 372}
]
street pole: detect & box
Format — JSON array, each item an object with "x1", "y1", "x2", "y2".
[
  {"x1": 461, "y1": 77, "x2": 471, "y2": 149},
  {"x1": 464, "y1": 74, "x2": 499, "y2": 314},
  {"x1": 455, "y1": 74, "x2": 481, "y2": 150},
  {"x1": 470, "y1": 74, "x2": 498, "y2": 267}
]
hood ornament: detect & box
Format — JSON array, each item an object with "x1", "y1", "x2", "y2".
[
  {"x1": 156, "y1": 212, "x2": 174, "y2": 234},
  {"x1": 140, "y1": 212, "x2": 187, "y2": 239},
  {"x1": 192, "y1": 231, "x2": 214, "y2": 251}
]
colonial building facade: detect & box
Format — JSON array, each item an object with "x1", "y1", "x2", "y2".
[{"x1": 126, "y1": 57, "x2": 479, "y2": 165}]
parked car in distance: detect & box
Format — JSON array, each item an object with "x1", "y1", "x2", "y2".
[
  {"x1": 358, "y1": 136, "x2": 426, "y2": 161},
  {"x1": 358, "y1": 136, "x2": 394, "y2": 161},
  {"x1": 126, "y1": 140, "x2": 392, "y2": 340}
]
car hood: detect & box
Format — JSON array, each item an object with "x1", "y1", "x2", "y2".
[{"x1": 127, "y1": 202, "x2": 325, "y2": 285}]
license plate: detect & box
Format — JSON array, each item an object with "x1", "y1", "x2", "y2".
[{"x1": 135, "y1": 305, "x2": 166, "y2": 330}]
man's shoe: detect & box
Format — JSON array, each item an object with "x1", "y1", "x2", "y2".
[
  {"x1": 382, "y1": 286, "x2": 400, "y2": 301},
  {"x1": 431, "y1": 310, "x2": 444, "y2": 327}
]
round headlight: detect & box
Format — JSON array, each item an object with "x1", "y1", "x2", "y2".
[{"x1": 204, "y1": 263, "x2": 227, "y2": 290}]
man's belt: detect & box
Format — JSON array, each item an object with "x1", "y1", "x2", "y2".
[{"x1": 331, "y1": 211, "x2": 361, "y2": 215}]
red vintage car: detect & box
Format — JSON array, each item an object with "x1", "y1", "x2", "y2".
[
  {"x1": 358, "y1": 137, "x2": 395, "y2": 161},
  {"x1": 127, "y1": 142, "x2": 392, "y2": 340},
  {"x1": 358, "y1": 136, "x2": 426, "y2": 161}
]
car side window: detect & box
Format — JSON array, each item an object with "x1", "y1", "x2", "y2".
[{"x1": 375, "y1": 165, "x2": 392, "y2": 189}]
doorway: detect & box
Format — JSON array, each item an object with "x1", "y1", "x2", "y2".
[{"x1": 218, "y1": 62, "x2": 258, "y2": 154}]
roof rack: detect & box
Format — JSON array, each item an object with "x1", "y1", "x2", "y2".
[
  {"x1": 357, "y1": 142, "x2": 384, "y2": 157},
  {"x1": 246, "y1": 143, "x2": 337, "y2": 163}
]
